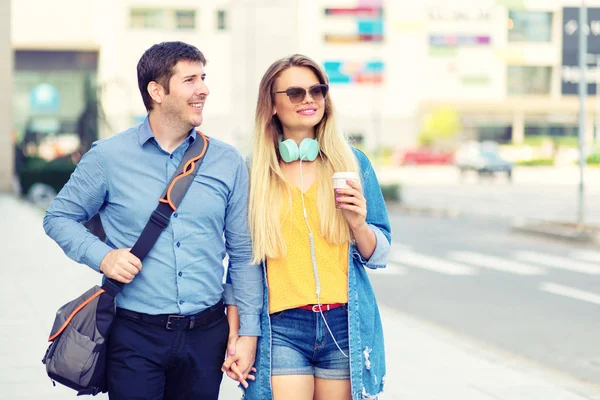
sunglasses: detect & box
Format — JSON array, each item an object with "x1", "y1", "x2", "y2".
[{"x1": 274, "y1": 84, "x2": 329, "y2": 104}]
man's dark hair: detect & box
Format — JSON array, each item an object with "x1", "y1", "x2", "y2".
[{"x1": 137, "y1": 41, "x2": 207, "y2": 111}]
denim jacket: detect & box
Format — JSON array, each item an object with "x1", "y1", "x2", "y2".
[{"x1": 228, "y1": 148, "x2": 391, "y2": 400}]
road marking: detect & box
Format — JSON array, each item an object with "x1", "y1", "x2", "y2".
[
  {"x1": 391, "y1": 243, "x2": 412, "y2": 252},
  {"x1": 540, "y1": 282, "x2": 600, "y2": 306},
  {"x1": 391, "y1": 252, "x2": 476, "y2": 276},
  {"x1": 448, "y1": 251, "x2": 546, "y2": 275},
  {"x1": 390, "y1": 244, "x2": 412, "y2": 260},
  {"x1": 368, "y1": 261, "x2": 407, "y2": 275},
  {"x1": 515, "y1": 252, "x2": 600, "y2": 275},
  {"x1": 572, "y1": 250, "x2": 600, "y2": 263}
]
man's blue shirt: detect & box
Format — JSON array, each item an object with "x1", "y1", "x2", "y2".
[{"x1": 43, "y1": 118, "x2": 262, "y2": 335}]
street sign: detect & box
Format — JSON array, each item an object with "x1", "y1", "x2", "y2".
[{"x1": 562, "y1": 7, "x2": 600, "y2": 95}]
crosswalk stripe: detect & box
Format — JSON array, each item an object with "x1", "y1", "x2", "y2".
[
  {"x1": 515, "y1": 252, "x2": 600, "y2": 274},
  {"x1": 392, "y1": 252, "x2": 476, "y2": 276},
  {"x1": 540, "y1": 282, "x2": 600, "y2": 306},
  {"x1": 368, "y1": 261, "x2": 407, "y2": 275},
  {"x1": 448, "y1": 251, "x2": 546, "y2": 275},
  {"x1": 572, "y1": 250, "x2": 600, "y2": 263},
  {"x1": 391, "y1": 244, "x2": 412, "y2": 252},
  {"x1": 390, "y1": 244, "x2": 412, "y2": 260}
]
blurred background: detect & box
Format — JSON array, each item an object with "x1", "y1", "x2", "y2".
[
  {"x1": 2, "y1": 0, "x2": 600, "y2": 399},
  {"x1": 1, "y1": 0, "x2": 600, "y2": 209}
]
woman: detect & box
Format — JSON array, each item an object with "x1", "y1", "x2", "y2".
[{"x1": 244, "y1": 54, "x2": 391, "y2": 400}]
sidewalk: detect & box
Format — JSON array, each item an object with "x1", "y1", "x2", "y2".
[{"x1": 2, "y1": 194, "x2": 600, "y2": 400}]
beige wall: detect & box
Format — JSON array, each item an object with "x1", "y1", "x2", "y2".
[
  {"x1": 11, "y1": 0, "x2": 97, "y2": 49},
  {"x1": 0, "y1": 0, "x2": 13, "y2": 192}
]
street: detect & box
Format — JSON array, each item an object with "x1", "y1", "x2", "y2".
[
  {"x1": 3, "y1": 189, "x2": 600, "y2": 399},
  {"x1": 371, "y1": 212, "x2": 600, "y2": 385}
]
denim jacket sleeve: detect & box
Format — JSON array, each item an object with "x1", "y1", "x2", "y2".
[{"x1": 351, "y1": 148, "x2": 391, "y2": 269}]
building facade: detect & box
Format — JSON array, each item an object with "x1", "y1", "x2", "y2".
[{"x1": 10, "y1": 0, "x2": 600, "y2": 162}]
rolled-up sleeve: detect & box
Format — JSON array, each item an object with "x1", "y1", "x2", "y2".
[
  {"x1": 43, "y1": 142, "x2": 113, "y2": 272},
  {"x1": 224, "y1": 154, "x2": 263, "y2": 336},
  {"x1": 352, "y1": 149, "x2": 391, "y2": 269}
]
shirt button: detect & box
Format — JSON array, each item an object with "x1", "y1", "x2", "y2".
[
  {"x1": 178, "y1": 272, "x2": 183, "y2": 277},
  {"x1": 173, "y1": 212, "x2": 178, "y2": 218},
  {"x1": 176, "y1": 242, "x2": 181, "y2": 247},
  {"x1": 179, "y1": 300, "x2": 185, "y2": 305},
  {"x1": 170, "y1": 154, "x2": 174, "y2": 159}
]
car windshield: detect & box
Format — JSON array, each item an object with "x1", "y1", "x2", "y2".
[{"x1": 481, "y1": 151, "x2": 500, "y2": 160}]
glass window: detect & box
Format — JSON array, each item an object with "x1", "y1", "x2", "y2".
[
  {"x1": 477, "y1": 126, "x2": 513, "y2": 144},
  {"x1": 217, "y1": 10, "x2": 227, "y2": 30},
  {"x1": 525, "y1": 125, "x2": 578, "y2": 137},
  {"x1": 507, "y1": 66, "x2": 552, "y2": 95},
  {"x1": 130, "y1": 9, "x2": 164, "y2": 29},
  {"x1": 175, "y1": 10, "x2": 196, "y2": 30},
  {"x1": 508, "y1": 11, "x2": 552, "y2": 42},
  {"x1": 130, "y1": 9, "x2": 196, "y2": 30}
]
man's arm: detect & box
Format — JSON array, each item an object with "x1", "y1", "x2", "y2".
[
  {"x1": 221, "y1": 152, "x2": 263, "y2": 383},
  {"x1": 43, "y1": 142, "x2": 114, "y2": 271},
  {"x1": 223, "y1": 153, "x2": 263, "y2": 337}
]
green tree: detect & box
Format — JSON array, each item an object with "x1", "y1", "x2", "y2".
[{"x1": 418, "y1": 108, "x2": 461, "y2": 147}]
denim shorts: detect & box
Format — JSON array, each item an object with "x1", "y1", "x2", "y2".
[{"x1": 270, "y1": 305, "x2": 350, "y2": 379}]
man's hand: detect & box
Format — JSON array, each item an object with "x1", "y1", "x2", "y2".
[
  {"x1": 222, "y1": 336, "x2": 258, "y2": 388},
  {"x1": 99, "y1": 248, "x2": 142, "y2": 283}
]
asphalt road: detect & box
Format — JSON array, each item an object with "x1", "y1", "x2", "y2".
[{"x1": 369, "y1": 212, "x2": 600, "y2": 385}]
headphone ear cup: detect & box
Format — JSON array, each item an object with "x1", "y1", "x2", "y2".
[
  {"x1": 279, "y1": 139, "x2": 299, "y2": 162},
  {"x1": 299, "y1": 139, "x2": 319, "y2": 161}
]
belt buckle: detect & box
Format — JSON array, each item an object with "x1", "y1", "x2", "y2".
[
  {"x1": 166, "y1": 315, "x2": 185, "y2": 330},
  {"x1": 312, "y1": 304, "x2": 330, "y2": 312}
]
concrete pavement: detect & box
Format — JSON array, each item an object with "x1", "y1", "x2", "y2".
[
  {"x1": 376, "y1": 165, "x2": 600, "y2": 243},
  {"x1": 2, "y1": 194, "x2": 600, "y2": 399}
]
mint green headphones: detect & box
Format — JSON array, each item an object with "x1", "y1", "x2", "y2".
[{"x1": 279, "y1": 136, "x2": 320, "y2": 162}]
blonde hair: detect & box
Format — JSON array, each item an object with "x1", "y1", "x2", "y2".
[{"x1": 248, "y1": 54, "x2": 359, "y2": 263}]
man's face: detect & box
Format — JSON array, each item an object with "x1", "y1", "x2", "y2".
[{"x1": 161, "y1": 60, "x2": 209, "y2": 129}]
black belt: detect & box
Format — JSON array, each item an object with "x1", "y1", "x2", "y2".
[{"x1": 117, "y1": 300, "x2": 224, "y2": 331}]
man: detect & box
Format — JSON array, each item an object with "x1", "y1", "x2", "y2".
[{"x1": 43, "y1": 41, "x2": 262, "y2": 399}]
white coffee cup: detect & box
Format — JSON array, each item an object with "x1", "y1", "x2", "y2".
[{"x1": 332, "y1": 172, "x2": 360, "y2": 189}]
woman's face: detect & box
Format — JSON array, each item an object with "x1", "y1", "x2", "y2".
[{"x1": 272, "y1": 66, "x2": 326, "y2": 137}]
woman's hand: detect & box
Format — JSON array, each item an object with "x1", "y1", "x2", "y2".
[
  {"x1": 335, "y1": 179, "x2": 367, "y2": 231},
  {"x1": 336, "y1": 179, "x2": 376, "y2": 259}
]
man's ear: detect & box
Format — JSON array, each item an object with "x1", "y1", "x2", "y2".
[{"x1": 147, "y1": 81, "x2": 164, "y2": 106}]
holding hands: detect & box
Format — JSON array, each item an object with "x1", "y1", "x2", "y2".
[{"x1": 222, "y1": 335, "x2": 257, "y2": 388}]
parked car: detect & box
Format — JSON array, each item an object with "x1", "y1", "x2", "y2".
[
  {"x1": 394, "y1": 148, "x2": 454, "y2": 165},
  {"x1": 455, "y1": 141, "x2": 513, "y2": 180},
  {"x1": 16, "y1": 154, "x2": 77, "y2": 209}
]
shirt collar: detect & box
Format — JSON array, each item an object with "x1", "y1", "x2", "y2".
[{"x1": 137, "y1": 116, "x2": 198, "y2": 146}]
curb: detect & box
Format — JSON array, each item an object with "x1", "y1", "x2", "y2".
[
  {"x1": 386, "y1": 202, "x2": 461, "y2": 218},
  {"x1": 511, "y1": 219, "x2": 600, "y2": 246}
]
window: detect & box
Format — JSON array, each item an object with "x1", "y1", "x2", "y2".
[
  {"x1": 130, "y1": 8, "x2": 196, "y2": 30},
  {"x1": 508, "y1": 11, "x2": 552, "y2": 42},
  {"x1": 130, "y1": 9, "x2": 164, "y2": 29},
  {"x1": 217, "y1": 10, "x2": 227, "y2": 30},
  {"x1": 507, "y1": 66, "x2": 552, "y2": 95},
  {"x1": 175, "y1": 10, "x2": 196, "y2": 30},
  {"x1": 477, "y1": 126, "x2": 513, "y2": 144},
  {"x1": 525, "y1": 125, "x2": 578, "y2": 137}
]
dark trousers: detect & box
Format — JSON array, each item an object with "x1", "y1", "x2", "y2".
[{"x1": 106, "y1": 303, "x2": 229, "y2": 400}]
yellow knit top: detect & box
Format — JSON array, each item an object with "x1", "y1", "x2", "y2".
[{"x1": 266, "y1": 182, "x2": 349, "y2": 314}]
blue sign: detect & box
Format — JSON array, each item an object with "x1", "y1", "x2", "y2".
[
  {"x1": 29, "y1": 84, "x2": 60, "y2": 113},
  {"x1": 324, "y1": 61, "x2": 384, "y2": 84}
]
